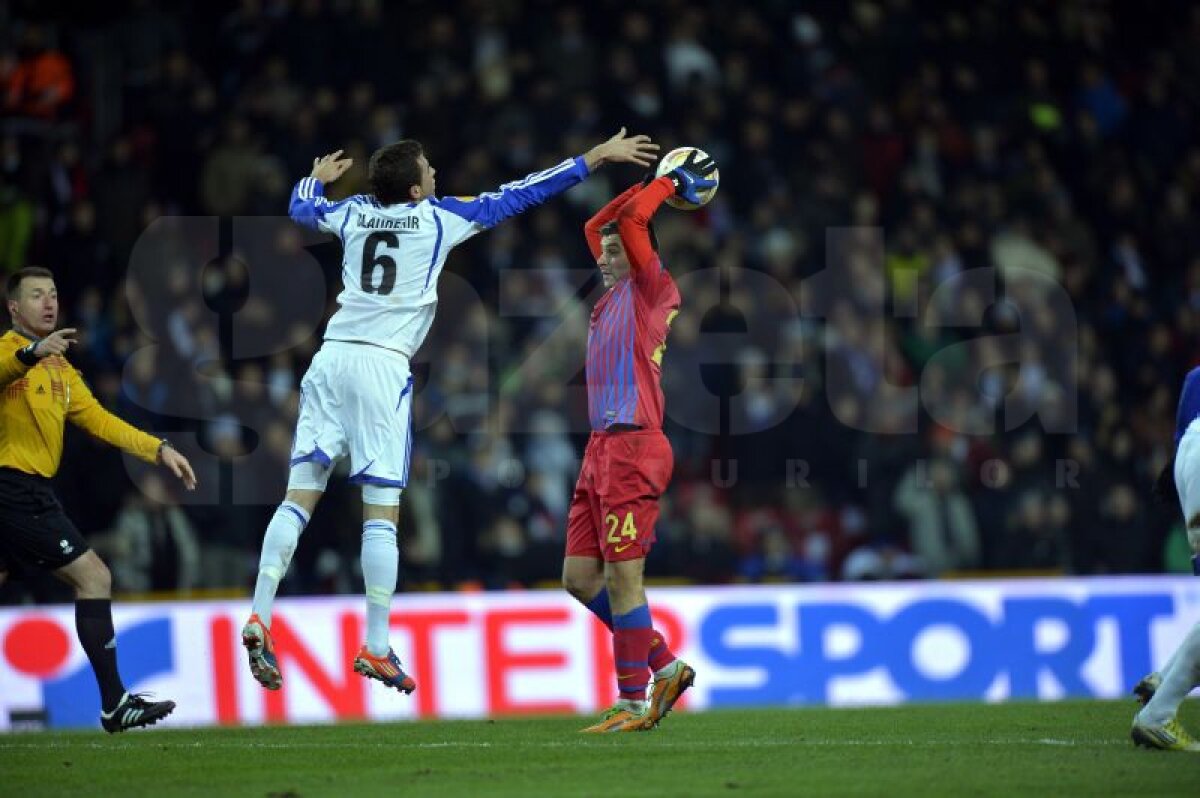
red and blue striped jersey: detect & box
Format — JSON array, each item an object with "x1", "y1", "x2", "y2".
[{"x1": 584, "y1": 179, "x2": 681, "y2": 431}]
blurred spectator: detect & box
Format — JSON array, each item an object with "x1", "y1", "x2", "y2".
[
  {"x1": 0, "y1": 171, "x2": 33, "y2": 272},
  {"x1": 199, "y1": 117, "x2": 283, "y2": 217},
  {"x1": 841, "y1": 545, "x2": 926, "y2": 581},
  {"x1": 673, "y1": 483, "x2": 737, "y2": 584},
  {"x1": 2, "y1": 25, "x2": 74, "y2": 121},
  {"x1": 893, "y1": 458, "x2": 981, "y2": 576},
  {"x1": 92, "y1": 135, "x2": 151, "y2": 268},
  {"x1": 995, "y1": 490, "x2": 1069, "y2": 571},
  {"x1": 738, "y1": 525, "x2": 824, "y2": 583},
  {"x1": 96, "y1": 473, "x2": 200, "y2": 592}
]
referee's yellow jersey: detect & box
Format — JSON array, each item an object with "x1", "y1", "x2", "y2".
[{"x1": 0, "y1": 330, "x2": 161, "y2": 478}]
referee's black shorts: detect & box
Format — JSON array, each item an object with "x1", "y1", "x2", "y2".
[{"x1": 0, "y1": 467, "x2": 89, "y2": 572}]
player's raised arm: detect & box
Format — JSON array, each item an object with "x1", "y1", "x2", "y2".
[
  {"x1": 616, "y1": 177, "x2": 675, "y2": 277},
  {"x1": 434, "y1": 128, "x2": 658, "y2": 246},
  {"x1": 288, "y1": 149, "x2": 356, "y2": 233},
  {"x1": 585, "y1": 183, "x2": 642, "y2": 260},
  {"x1": 617, "y1": 153, "x2": 718, "y2": 279}
]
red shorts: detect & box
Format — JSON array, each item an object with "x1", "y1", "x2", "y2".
[{"x1": 565, "y1": 429, "x2": 674, "y2": 562}]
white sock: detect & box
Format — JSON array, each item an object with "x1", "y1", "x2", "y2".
[
  {"x1": 1155, "y1": 633, "x2": 1188, "y2": 683},
  {"x1": 654, "y1": 659, "x2": 680, "y2": 679},
  {"x1": 251, "y1": 501, "x2": 309, "y2": 626},
  {"x1": 1142, "y1": 621, "x2": 1200, "y2": 725},
  {"x1": 362, "y1": 519, "x2": 399, "y2": 657},
  {"x1": 615, "y1": 697, "x2": 647, "y2": 713}
]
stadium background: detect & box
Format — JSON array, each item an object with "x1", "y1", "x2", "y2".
[{"x1": 1, "y1": 0, "x2": 1198, "y2": 607}]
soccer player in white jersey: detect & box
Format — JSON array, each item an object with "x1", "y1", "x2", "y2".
[
  {"x1": 1130, "y1": 367, "x2": 1200, "y2": 752},
  {"x1": 241, "y1": 129, "x2": 659, "y2": 694}
]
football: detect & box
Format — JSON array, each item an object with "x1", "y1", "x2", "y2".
[{"x1": 655, "y1": 146, "x2": 720, "y2": 210}]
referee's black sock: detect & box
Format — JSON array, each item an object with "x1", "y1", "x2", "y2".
[{"x1": 75, "y1": 599, "x2": 127, "y2": 712}]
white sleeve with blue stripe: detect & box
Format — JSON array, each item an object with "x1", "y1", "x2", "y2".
[
  {"x1": 431, "y1": 156, "x2": 591, "y2": 247},
  {"x1": 289, "y1": 177, "x2": 359, "y2": 236}
]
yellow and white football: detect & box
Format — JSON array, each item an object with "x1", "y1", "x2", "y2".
[{"x1": 655, "y1": 146, "x2": 720, "y2": 210}]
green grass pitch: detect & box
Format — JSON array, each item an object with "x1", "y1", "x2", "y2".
[{"x1": 2, "y1": 701, "x2": 1198, "y2": 797}]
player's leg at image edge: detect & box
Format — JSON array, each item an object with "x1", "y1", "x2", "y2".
[
  {"x1": 351, "y1": 510, "x2": 415, "y2": 694},
  {"x1": 243, "y1": 496, "x2": 312, "y2": 690},
  {"x1": 1131, "y1": 619, "x2": 1200, "y2": 752},
  {"x1": 1130, "y1": 553, "x2": 1200, "y2": 752}
]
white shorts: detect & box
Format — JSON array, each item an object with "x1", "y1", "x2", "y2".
[
  {"x1": 1175, "y1": 420, "x2": 1200, "y2": 549},
  {"x1": 289, "y1": 341, "x2": 414, "y2": 491}
]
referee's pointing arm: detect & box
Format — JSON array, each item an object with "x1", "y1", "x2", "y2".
[{"x1": 2, "y1": 266, "x2": 197, "y2": 490}]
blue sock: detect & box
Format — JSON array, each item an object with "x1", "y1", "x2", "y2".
[
  {"x1": 1193, "y1": 555, "x2": 1199, "y2": 576},
  {"x1": 613, "y1": 604, "x2": 653, "y2": 630},
  {"x1": 585, "y1": 589, "x2": 613, "y2": 630}
]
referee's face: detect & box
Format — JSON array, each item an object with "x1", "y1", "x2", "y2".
[{"x1": 9, "y1": 277, "x2": 58, "y2": 338}]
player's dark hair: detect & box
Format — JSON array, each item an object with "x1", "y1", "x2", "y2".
[
  {"x1": 369, "y1": 140, "x2": 425, "y2": 206},
  {"x1": 6, "y1": 266, "x2": 54, "y2": 300},
  {"x1": 599, "y1": 221, "x2": 659, "y2": 252}
]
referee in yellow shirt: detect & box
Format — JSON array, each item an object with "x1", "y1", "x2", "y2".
[{"x1": 0, "y1": 266, "x2": 197, "y2": 733}]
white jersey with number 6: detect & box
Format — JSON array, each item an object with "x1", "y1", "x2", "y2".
[
  {"x1": 284, "y1": 155, "x2": 591, "y2": 488},
  {"x1": 288, "y1": 156, "x2": 591, "y2": 357}
]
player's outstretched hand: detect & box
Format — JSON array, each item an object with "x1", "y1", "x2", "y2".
[
  {"x1": 160, "y1": 446, "x2": 198, "y2": 491},
  {"x1": 585, "y1": 128, "x2": 659, "y2": 170},
  {"x1": 311, "y1": 150, "x2": 353, "y2": 184},
  {"x1": 32, "y1": 328, "x2": 77, "y2": 358}
]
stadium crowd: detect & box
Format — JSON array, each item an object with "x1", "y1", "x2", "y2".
[{"x1": 2, "y1": 0, "x2": 1198, "y2": 602}]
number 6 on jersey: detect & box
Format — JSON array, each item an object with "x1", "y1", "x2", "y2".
[{"x1": 362, "y1": 232, "x2": 399, "y2": 295}]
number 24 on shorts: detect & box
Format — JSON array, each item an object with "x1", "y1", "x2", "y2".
[{"x1": 605, "y1": 512, "x2": 638, "y2": 553}]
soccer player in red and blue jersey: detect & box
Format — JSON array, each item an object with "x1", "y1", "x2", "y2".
[{"x1": 564, "y1": 154, "x2": 717, "y2": 732}]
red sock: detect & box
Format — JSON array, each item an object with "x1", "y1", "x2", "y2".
[
  {"x1": 648, "y1": 632, "x2": 677, "y2": 673},
  {"x1": 583, "y1": 589, "x2": 673, "y2": 671},
  {"x1": 613, "y1": 605, "x2": 655, "y2": 702}
]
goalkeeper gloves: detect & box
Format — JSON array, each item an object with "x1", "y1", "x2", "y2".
[{"x1": 667, "y1": 150, "x2": 717, "y2": 205}]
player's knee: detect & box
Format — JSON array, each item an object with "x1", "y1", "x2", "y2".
[
  {"x1": 562, "y1": 571, "x2": 600, "y2": 601},
  {"x1": 286, "y1": 461, "x2": 332, "y2": 504},
  {"x1": 562, "y1": 558, "x2": 604, "y2": 600},
  {"x1": 362, "y1": 484, "x2": 402, "y2": 511},
  {"x1": 604, "y1": 567, "x2": 642, "y2": 603},
  {"x1": 77, "y1": 554, "x2": 112, "y2": 597},
  {"x1": 284, "y1": 488, "x2": 323, "y2": 515}
]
